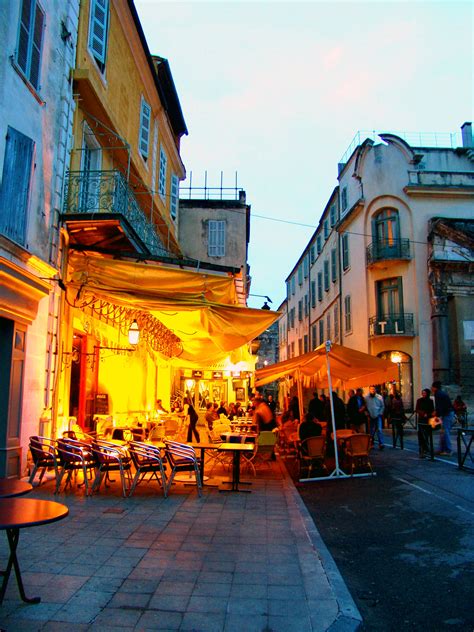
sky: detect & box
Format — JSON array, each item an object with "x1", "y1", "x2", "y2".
[{"x1": 135, "y1": 0, "x2": 473, "y2": 310}]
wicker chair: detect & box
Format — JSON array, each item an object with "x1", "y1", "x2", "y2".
[
  {"x1": 297, "y1": 436, "x2": 327, "y2": 479},
  {"x1": 344, "y1": 434, "x2": 374, "y2": 476}
]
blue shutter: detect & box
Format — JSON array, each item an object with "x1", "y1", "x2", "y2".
[
  {"x1": 16, "y1": 0, "x2": 44, "y2": 90},
  {"x1": 217, "y1": 220, "x2": 225, "y2": 255},
  {"x1": 29, "y1": 2, "x2": 44, "y2": 89},
  {"x1": 89, "y1": 0, "x2": 109, "y2": 66},
  {"x1": 139, "y1": 98, "x2": 151, "y2": 159},
  {"x1": 17, "y1": 0, "x2": 32, "y2": 75},
  {"x1": 0, "y1": 127, "x2": 35, "y2": 246},
  {"x1": 170, "y1": 174, "x2": 179, "y2": 220},
  {"x1": 208, "y1": 220, "x2": 217, "y2": 256}
]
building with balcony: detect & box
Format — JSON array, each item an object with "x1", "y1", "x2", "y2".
[{"x1": 0, "y1": 0, "x2": 79, "y2": 476}]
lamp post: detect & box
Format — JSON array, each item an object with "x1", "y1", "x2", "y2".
[
  {"x1": 249, "y1": 294, "x2": 273, "y2": 310},
  {"x1": 390, "y1": 351, "x2": 402, "y2": 394}
]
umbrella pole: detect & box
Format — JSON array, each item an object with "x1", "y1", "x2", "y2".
[
  {"x1": 325, "y1": 341, "x2": 347, "y2": 478},
  {"x1": 296, "y1": 368, "x2": 304, "y2": 422}
]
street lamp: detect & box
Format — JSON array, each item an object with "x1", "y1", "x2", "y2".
[
  {"x1": 249, "y1": 294, "x2": 273, "y2": 310},
  {"x1": 390, "y1": 351, "x2": 402, "y2": 393}
]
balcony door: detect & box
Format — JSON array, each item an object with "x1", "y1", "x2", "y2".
[
  {"x1": 372, "y1": 209, "x2": 400, "y2": 259},
  {"x1": 79, "y1": 123, "x2": 102, "y2": 211}
]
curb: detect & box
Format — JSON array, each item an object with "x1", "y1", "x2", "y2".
[{"x1": 278, "y1": 459, "x2": 363, "y2": 631}]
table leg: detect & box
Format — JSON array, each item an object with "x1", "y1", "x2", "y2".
[
  {"x1": 0, "y1": 528, "x2": 40, "y2": 604},
  {"x1": 219, "y1": 450, "x2": 251, "y2": 493}
]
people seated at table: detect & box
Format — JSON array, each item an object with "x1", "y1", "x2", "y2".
[
  {"x1": 155, "y1": 399, "x2": 169, "y2": 414},
  {"x1": 299, "y1": 413, "x2": 323, "y2": 444},
  {"x1": 217, "y1": 401, "x2": 227, "y2": 416},
  {"x1": 234, "y1": 402, "x2": 244, "y2": 417}
]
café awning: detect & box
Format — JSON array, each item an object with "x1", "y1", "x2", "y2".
[
  {"x1": 255, "y1": 343, "x2": 398, "y2": 388},
  {"x1": 67, "y1": 253, "x2": 278, "y2": 362}
]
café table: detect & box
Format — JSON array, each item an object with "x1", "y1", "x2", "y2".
[
  {"x1": 0, "y1": 479, "x2": 33, "y2": 498},
  {"x1": 189, "y1": 441, "x2": 254, "y2": 492},
  {"x1": 0, "y1": 498, "x2": 69, "y2": 604}
]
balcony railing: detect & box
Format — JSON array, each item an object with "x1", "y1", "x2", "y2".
[
  {"x1": 407, "y1": 170, "x2": 474, "y2": 188},
  {"x1": 369, "y1": 313, "x2": 415, "y2": 337},
  {"x1": 366, "y1": 239, "x2": 411, "y2": 265},
  {"x1": 63, "y1": 170, "x2": 168, "y2": 256}
]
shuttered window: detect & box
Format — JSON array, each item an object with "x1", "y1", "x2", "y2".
[
  {"x1": 344, "y1": 295, "x2": 352, "y2": 332},
  {"x1": 324, "y1": 260, "x2": 330, "y2": 291},
  {"x1": 319, "y1": 320, "x2": 324, "y2": 345},
  {"x1": 16, "y1": 0, "x2": 45, "y2": 90},
  {"x1": 317, "y1": 272, "x2": 323, "y2": 302},
  {"x1": 170, "y1": 174, "x2": 179, "y2": 220},
  {"x1": 311, "y1": 280, "x2": 316, "y2": 308},
  {"x1": 159, "y1": 146, "x2": 167, "y2": 198},
  {"x1": 0, "y1": 127, "x2": 35, "y2": 246},
  {"x1": 139, "y1": 97, "x2": 151, "y2": 160},
  {"x1": 88, "y1": 0, "x2": 109, "y2": 71},
  {"x1": 334, "y1": 305, "x2": 339, "y2": 341},
  {"x1": 342, "y1": 233, "x2": 350, "y2": 270},
  {"x1": 208, "y1": 220, "x2": 225, "y2": 257},
  {"x1": 331, "y1": 247, "x2": 338, "y2": 283}
]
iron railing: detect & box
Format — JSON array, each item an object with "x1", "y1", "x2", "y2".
[
  {"x1": 366, "y1": 238, "x2": 411, "y2": 265},
  {"x1": 368, "y1": 313, "x2": 415, "y2": 337},
  {"x1": 63, "y1": 170, "x2": 168, "y2": 256}
]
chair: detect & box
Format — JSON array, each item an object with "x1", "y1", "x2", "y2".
[
  {"x1": 297, "y1": 436, "x2": 327, "y2": 479},
  {"x1": 128, "y1": 441, "x2": 167, "y2": 497},
  {"x1": 205, "y1": 428, "x2": 232, "y2": 474},
  {"x1": 91, "y1": 441, "x2": 133, "y2": 497},
  {"x1": 242, "y1": 431, "x2": 277, "y2": 474},
  {"x1": 55, "y1": 438, "x2": 96, "y2": 495},
  {"x1": 71, "y1": 423, "x2": 96, "y2": 442},
  {"x1": 148, "y1": 423, "x2": 166, "y2": 442},
  {"x1": 344, "y1": 434, "x2": 374, "y2": 476},
  {"x1": 164, "y1": 440, "x2": 202, "y2": 497},
  {"x1": 28, "y1": 436, "x2": 58, "y2": 486}
]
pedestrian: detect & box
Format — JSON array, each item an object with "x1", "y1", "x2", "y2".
[
  {"x1": 365, "y1": 386, "x2": 385, "y2": 449},
  {"x1": 347, "y1": 388, "x2": 368, "y2": 433},
  {"x1": 453, "y1": 395, "x2": 468, "y2": 427},
  {"x1": 253, "y1": 394, "x2": 276, "y2": 431},
  {"x1": 289, "y1": 396, "x2": 300, "y2": 421},
  {"x1": 432, "y1": 381, "x2": 455, "y2": 456},
  {"x1": 267, "y1": 395, "x2": 277, "y2": 418},
  {"x1": 308, "y1": 391, "x2": 324, "y2": 421},
  {"x1": 184, "y1": 397, "x2": 200, "y2": 443},
  {"x1": 324, "y1": 392, "x2": 346, "y2": 433},
  {"x1": 415, "y1": 388, "x2": 435, "y2": 457},
  {"x1": 387, "y1": 390, "x2": 406, "y2": 447}
]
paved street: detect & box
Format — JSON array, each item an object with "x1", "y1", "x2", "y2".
[
  {"x1": 0, "y1": 462, "x2": 360, "y2": 632},
  {"x1": 296, "y1": 432, "x2": 474, "y2": 632}
]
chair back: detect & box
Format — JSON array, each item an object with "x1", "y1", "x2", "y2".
[
  {"x1": 29, "y1": 436, "x2": 54, "y2": 463},
  {"x1": 57, "y1": 438, "x2": 89, "y2": 464},
  {"x1": 258, "y1": 431, "x2": 277, "y2": 447},
  {"x1": 345, "y1": 433, "x2": 371, "y2": 457},
  {"x1": 128, "y1": 441, "x2": 164, "y2": 467},
  {"x1": 164, "y1": 440, "x2": 197, "y2": 466},
  {"x1": 149, "y1": 424, "x2": 166, "y2": 441},
  {"x1": 303, "y1": 436, "x2": 326, "y2": 458}
]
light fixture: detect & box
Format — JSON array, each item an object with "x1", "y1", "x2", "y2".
[
  {"x1": 390, "y1": 351, "x2": 402, "y2": 364},
  {"x1": 128, "y1": 320, "x2": 140, "y2": 345},
  {"x1": 249, "y1": 293, "x2": 273, "y2": 310}
]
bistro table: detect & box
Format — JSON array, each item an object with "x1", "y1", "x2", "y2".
[
  {"x1": 0, "y1": 498, "x2": 69, "y2": 604},
  {"x1": 217, "y1": 442, "x2": 254, "y2": 493},
  {"x1": 0, "y1": 479, "x2": 33, "y2": 498}
]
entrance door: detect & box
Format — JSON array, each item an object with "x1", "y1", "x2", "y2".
[{"x1": 0, "y1": 318, "x2": 26, "y2": 477}]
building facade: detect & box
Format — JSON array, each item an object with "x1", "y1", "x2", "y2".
[{"x1": 0, "y1": 0, "x2": 79, "y2": 476}]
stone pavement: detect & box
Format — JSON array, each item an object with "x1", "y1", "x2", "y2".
[{"x1": 0, "y1": 460, "x2": 361, "y2": 632}]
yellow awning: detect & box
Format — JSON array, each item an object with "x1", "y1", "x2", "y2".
[
  {"x1": 255, "y1": 343, "x2": 398, "y2": 389},
  {"x1": 67, "y1": 253, "x2": 278, "y2": 363}
]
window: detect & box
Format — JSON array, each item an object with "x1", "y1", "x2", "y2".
[
  {"x1": 291, "y1": 341, "x2": 295, "y2": 358},
  {"x1": 324, "y1": 219, "x2": 329, "y2": 239},
  {"x1": 298, "y1": 265, "x2": 303, "y2": 286},
  {"x1": 317, "y1": 235, "x2": 322, "y2": 254},
  {"x1": 330, "y1": 204, "x2": 337, "y2": 227},
  {"x1": 170, "y1": 174, "x2": 179, "y2": 220},
  {"x1": 324, "y1": 260, "x2": 330, "y2": 292},
  {"x1": 304, "y1": 334, "x2": 309, "y2": 354},
  {"x1": 0, "y1": 127, "x2": 34, "y2": 245},
  {"x1": 286, "y1": 280, "x2": 291, "y2": 299},
  {"x1": 310, "y1": 245, "x2": 315, "y2": 264},
  {"x1": 139, "y1": 97, "x2": 151, "y2": 160},
  {"x1": 16, "y1": 0, "x2": 45, "y2": 90},
  {"x1": 312, "y1": 324, "x2": 317, "y2": 349},
  {"x1": 342, "y1": 233, "x2": 350, "y2": 270},
  {"x1": 298, "y1": 299, "x2": 303, "y2": 322},
  {"x1": 289, "y1": 307, "x2": 295, "y2": 329},
  {"x1": 331, "y1": 248, "x2": 337, "y2": 283},
  {"x1": 158, "y1": 146, "x2": 167, "y2": 198},
  {"x1": 372, "y1": 208, "x2": 401, "y2": 258},
  {"x1": 303, "y1": 255, "x2": 309, "y2": 278},
  {"x1": 317, "y1": 272, "x2": 323, "y2": 302},
  {"x1": 344, "y1": 295, "x2": 352, "y2": 332},
  {"x1": 291, "y1": 276, "x2": 296, "y2": 295},
  {"x1": 88, "y1": 0, "x2": 109, "y2": 72},
  {"x1": 319, "y1": 320, "x2": 324, "y2": 345},
  {"x1": 341, "y1": 186, "x2": 347, "y2": 211},
  {"x1": 304, "y1": 294, "x2": 308, "y2": 317},
  {"x1": 334, "y1": 305, "x2": 339, "y2": 341},
  {"x1": 311, "y1": 280, "x2": 316, "y2": 308},
  {"x1": 326, "y1": 313, "x2": 331, "y2": 340},
  {"x1": 298, "y1": 338, "x2": 303, "y2": 356},
  {"x1": 287, "y1": 344, "x2": 291, "y2": 359},
  {"x1": 376, "y1": 277, "x2": 403, "y2": 319},
  {"x1": 208, "y1": 220, "x2": 225, "y2": 257},
  {"x1": 207, "y1": 219, "x2": 225, "y2": 257}
]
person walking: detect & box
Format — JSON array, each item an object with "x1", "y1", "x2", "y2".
[
  {"x1": 365, "y1": 386, "x2": 385, "y2": 449},
  {"x1": 416, "y1": 388, "x2": 435, "y2": 457},
  {"x1": 432, "y1": 381, "x2": 455, "y2": 456},
  {"x1": 185, "y1": 397, "x2": 200, "y2": 443},
  {"x1": 308, "y1": 392, "x2": 324, "y2": 421},
  {"x1": 347, "y1": 388, "x2": 368, "y2": 433}
]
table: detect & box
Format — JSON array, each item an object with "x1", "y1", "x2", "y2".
[
  {"x1": 0, "y1": 498, "x2": 69, "y2": 604},
  {"x1": 0, "y1": 479, "x2": 32, "y2": 498},
  {"x1": 190, "y1": 442, "x2": 254, "y2": 492}
]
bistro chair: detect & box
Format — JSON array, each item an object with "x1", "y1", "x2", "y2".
[
  {"x1": 55, "y1": 438, "x2": 96, "y2": 495},
  {"x1": 91, "y1": 441, "x2": 133, "y2": 497},
  {"x1": 254, "y1": 431, "x2": 278, "y2": 468},
  {"x1": 128, "y1": 441, "x2": 167, "y2": 497},
  {"x1": 28, "y1": 436, "x2": 58, "y2": 486},
  {"x1": 297, "y1": 436, "x2": 327, "y2": 479},
  {"x1": 205, "y1": 428, "x2": 232, "y2": 474},
  {"x1": 344, "y1": 433, "x2": 374, "y2": 476},
  {"x1": 164, "y1": 440, "x2": 202, "y2": 497}
]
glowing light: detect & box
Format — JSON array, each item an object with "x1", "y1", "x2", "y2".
[
  {"x1": 391, "y1": 351, "x2": 402, "y2": 364},
  {"x1": 128, "y1": 320, "x2": 140, "y2": 345}
]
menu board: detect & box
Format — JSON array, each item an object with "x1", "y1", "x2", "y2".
[{"x1": 95, "y1": 393, "x2": 109, "y2": 414}]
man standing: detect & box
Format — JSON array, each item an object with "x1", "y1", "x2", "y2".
[
  {"x1": 308, "y1": 392, "x2": 324, "y2": 421},
  {"x1": 432, "y1": 381, "x2": 455, "y2": 456},
  {"x1": 365, "y1": 386, "x2": 385, "y2": 450},
  {"x1": 347, "y1": 388, "x2": 368, "y2": 433}
]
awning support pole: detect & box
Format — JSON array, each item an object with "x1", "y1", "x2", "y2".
[{"x1": 325, "y1": 340, "x2": 349, "y2": 479}]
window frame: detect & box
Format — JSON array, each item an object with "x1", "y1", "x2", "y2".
[
  {"x1": 342, "y1": 233, "x2": 350, "y2": 270},
  {"x1": 16, "y1": 0, "x2": 45, "y2": 91},
  {"x1": 208, "y1": 219, "x2": 226, "y2": 257},
  {"x1": 170, "y1": 173, "x2": 179, "y2": 220},
  {"x1": 139, "y1": 96, "x2": 151, "y2": 161},
  {"x1": 158, "y1": 145, "x2": 167, "y2": 199}
]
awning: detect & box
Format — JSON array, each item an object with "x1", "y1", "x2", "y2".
[
  {"x1": 255, "y1": 343, "x2": 398, "y2": 388},
  {"x1": 67, "y1": 253, "x2": 278, "y2": 362}
]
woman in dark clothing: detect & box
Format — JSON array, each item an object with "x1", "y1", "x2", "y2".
[
  {"x1": 289, "y1": 396, "x2": 300, "y2": 421},
  {"x1": 185, "y1": 397, "x2": 200, "y2": 443},
  {"x1": 416, "y1": 388, "x2": 434, "y2": 457}
]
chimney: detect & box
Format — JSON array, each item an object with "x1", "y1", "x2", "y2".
[{"x1": 461, "y1": 122, "x2": 472, "y2": 148}]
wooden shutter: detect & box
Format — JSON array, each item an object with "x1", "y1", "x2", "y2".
[
  {"x1": 17, "y1": 0, "x2": 44, "y2": 89},
  {"x1": 89, "y1": 0, "x2": 109, "y2": 66},
  {"x1": 170, "y1": 174, "x2": 179, "y2": 219},
  {"x1": 216, "y1": 220, "x2": 225, "y2": 256},
  {"x1": 159, "y1": 147, "x2": 167, "y2": 196},
  {"x1": 17, "y1": 0, "x2": 32, "y2": 74},
  {"x1": 0, "y1": 127, "x2": 35, "y2": 245},
  {"x1": 29, "y1": 1, "x2": 44, "y2": 89},
  {"x1": 208, "y1": 220, "x2": 217, "y2": 256},
  {"x1": 342, "y1": 234, "x2": 349, "y2": 269},
  {"x1": 139, "y1": 98, "x2": 151, "y2": 159}
]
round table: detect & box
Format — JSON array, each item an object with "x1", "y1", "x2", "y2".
[
  {"x1": 0, "y1": 479, "x2": 33, "y2": 498},
  {"x1": 0, "y1": 498, "x2": 69, "y2": 604}
]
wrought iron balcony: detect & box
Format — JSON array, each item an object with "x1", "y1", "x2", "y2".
[
  {"x1": 63, "y1": 170, "x2": 168, "y2": 256},
  {"x1": 369, "y1": 313, "x2": 415, "y2": 337},
  {"x1": 366, "y1": 239, "x2": 411, "y2": 265}
]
